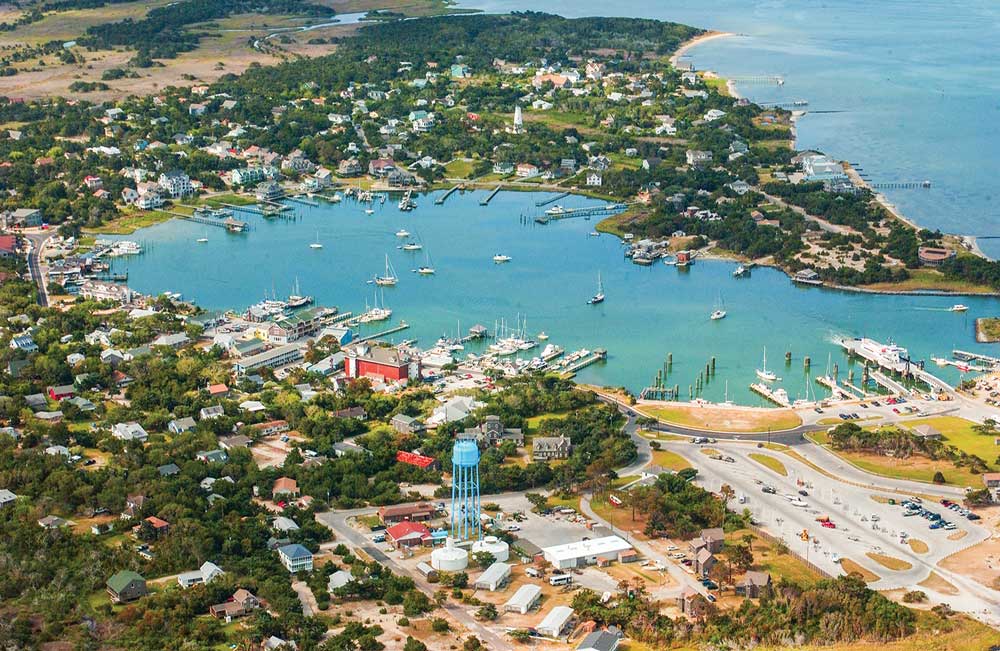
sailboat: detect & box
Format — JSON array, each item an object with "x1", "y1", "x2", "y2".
[
  {"x1": 417, "y1": 249, "x2": 435, "y2": 275},
  {"x1": 309, "y1": 231, "x2": 323, "y2": 249},
  {"x1": 710, "y1": 292, "x2": 727, "y2": 320},
  {"x1": 287, "y1": 278, "x2": 313, "y2": 308},
  {"x1": 756, "y1": 346, "x2": 779, "y2": 382},
  {"x1": 374, "y1": 254, "x2": 399, "y2": 286},
  {"x1": 587, "y1": 272, "x2": 605, "y2": 305},
  {"x1": 721, "y1": 380, "x2": 735, "y2": 406},
  {"x1": 358, "y1": 288, "x2": 392, "y2": 323}
]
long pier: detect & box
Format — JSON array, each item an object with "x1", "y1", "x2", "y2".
[
  {"x1": 536, "y1": 192, "x2": 570, "y2": 207},
  {"x1": 815, "y1": 375, "x2": 853, "y2": 400},
  {"x1": 435, "y1": 184, "x2": 464, "y2": 205},
  {"x1": 170, "y1": 211, "x2": 249, "y2": 231},
  {"x1": 354, "y1": 321, "x2": 410, "y2": 343},
  {"x1": 480, "y1": 184, "x2": 503, "y2": 206},
  {"x1": 869, "y1": 370, "x2": 910, "y2": 396},
  {"x1": 286, "y1": 195, "x2": 319, "y2": 207},
  {"x1": 953, "y1": 349, "x2": 1000, "y2": 367},
  {"x1": 220, "y1": 202, "x2": 265, "y2": 215},
  {"x1": 729, "y1": 74, "x2": 785, "y2": 85},
  {"x1": 868, "y1": 181, "x2": 931, "y2": 190},
  {"x1": 536, "y1": 203, "x2": 628, "y2": 223},
  {"x1": 560, "y1": 348, "x2": 607, "y2": 377}
]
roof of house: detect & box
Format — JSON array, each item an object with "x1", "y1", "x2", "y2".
[
  {"x1": 277, "y1": 543, "x2": 312, "y2": 560},
  {"x1": 577, "y1": 630, "x2": 619, "y2": 651},
  {"x1": 273, "y1": 477, "x2": 298, "y2": 493},
  {"x1": 504, "y1": 583, "x2": 542, "y2": 609},
  {"x1": 739, "y1": 570, "x2": 772, "y2": 587},
  {"x1": 386, "y1": 520, "x2": 431, "y2": 541},
  {"x1": 475, "y1": 561, "x2": 511, "y2": 586},
  {"x1": 379, "y1": 502, "x2": 434, "y2": 518},
  {"x1": 107, "y1": 570, "x2": 144, "y2": 593},
  {"x1": 396, "y1": 450, "x2": 436, "y2": 468}
]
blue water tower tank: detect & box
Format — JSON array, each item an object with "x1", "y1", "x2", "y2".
[{"x1": 450, "y1": 439, "x2": 481, "y2": 540}]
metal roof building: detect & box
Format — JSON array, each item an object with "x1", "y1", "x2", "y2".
[
  {"x1": 536, "y1": 605, "x2": 574, "y2": 638},
  {"x1": 473, "y1": 561, "x2": 511, "y2": 591},
  {"x1": 543, "y1": 535, "x2": 633, "y2": 569},
  {"x1": 503, "y1": 583, "x2": 542, "y2": 614}
]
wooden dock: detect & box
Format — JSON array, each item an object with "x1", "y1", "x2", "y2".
[
  {"x1": 480, "y1": 184, "x2": 503, "y2": 206},
  {"x1": 536, "y1": 192, "x2": 569, "y2": 207},
  {"x1": 169, "y1": 210, "x2": 249, "y2": 232},
  {"x1": 535, "y1": 203, "x2": 628, "y2": 223},
  {"x1": 953, "y1": 349, "x2": 1000, "y2": 367},
  {"x1": 749, "y1": 382, "x2": 790, "y2": 407},
  {"x1": 354, "y1": 321, "x2": 410, "y2": 343},
  {"x1": 435, "y1": 184, "x2": 464, "y2": 205},
  {"x1": 815, "y1": 375, "x2": 854, "y2": 400},
  {"x1": 560, "y1": 348, "x2": 607, "y2": 377},
  {"x1": 286, "y1": 195, "x2": 319, "y2": 207}
]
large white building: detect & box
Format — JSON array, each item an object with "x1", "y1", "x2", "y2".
[
  {"x1": 158, "y1": 170, "x2": 193, "y2": 199},
  {"x1": 504, "y1": 584, "x2": 541, "y2": 614},
  {"x1": 536, "y1": 605, "x2": 574, "y2": 638},
  {"x1": 542, "y1": 535, "x2": 633, "y2": 570}
]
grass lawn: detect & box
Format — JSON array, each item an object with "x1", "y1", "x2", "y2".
[
  {"x1": 203, "y1": 193, "x2": 258, "y2": 206},
  {"x1": 82, "y1": 210, "x2": 173, "y2": 235},
  {"x1": 547, "y1": 493, "x2": 581, "y2": 512},
  {"x1": 444, "y1": 159, "x2": 476, "y2": 178},
  {"x1": 838, "y1": 452, "x2": 980, "y2": 488},
  {"x1": 730, "y1": 528, "x2": 823, "y2": 587},
  {"x1": 650, "y1": 449, "x2": 691, "y2": 471},
  {"x1": 977, "y1": 317, "x2": 1000, "y2": 342},
  {"x1": 636, "y1": 403, "x2": 802, "y2": 433},
  {"x1": 906, "y1": 416, "x2": 1000, "y2": 469},
  {"x1": 524, "y1": 412, "x2": 567, "y2": 434},
  {"x1": 356, "y1": 514, "x2": 381, "y2": 530},
  {"x1": 749, "y1": 453, "x2": 788, "y2": 476}
]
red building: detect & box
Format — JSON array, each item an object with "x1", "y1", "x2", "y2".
[
  {"x1": 396, "y1": 450, "x2": 439, "y2": 471},
  {"x1": 386, "y1": 521, "x2": 432, "y2": 548},
  {"x1": 345, "y1": 344, "x2": 416, "y2": 382},
  {"x1": 48, "y1": 385, "x2": 75, "y2": 401}
]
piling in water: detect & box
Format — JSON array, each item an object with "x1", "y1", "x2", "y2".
[
  {"x1": 804, "y1": 356, "x2": 811, "y2": 369},
  {"x1": 711, "y1": 356, "x2": 716, "y2": 373}
]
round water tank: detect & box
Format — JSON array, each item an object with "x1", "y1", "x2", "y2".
[
  {"x1": 452, "y1": 439, "x2": 480, "y2": 467},
  {"x1": 472, "y1": 535, "x2": 509, "y2": 562},
  {"x1": 431, "y1": 543, "x2": 469, "y2": 571}
]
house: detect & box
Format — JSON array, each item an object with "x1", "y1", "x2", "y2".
[
  {"x1": 391, "y1": 414, "x2": 425, "y2": 434},
  {"x1": 576, "y1": 630, "x2": 620, "y2": 651},
  {"x1": 168, "y1": 417, "x2": 196, "y2": 434},
  {"x1": 983, "y1": 472, "x2": 1000, "y2": 502},
  {"x1": 727, "y1": 180, "x2": 751, "y2": 195},
  {"x1": 368, "y1": 158, "x2": 396, "y2": 177},
  {"x1": 704, "y1": 108, "x2": 726, "y2": 122},
  {"x1": 152, "y1": 332, "x2": 190, "y2": 349},
  {"x1": 122, "y1": 494, "x2": 147, "y2": 518},
  {"x1": 917, "y1": 246, "x2": 956, "y2": 267},
  {"x1": 45, "y1": 445, "x2": 70, "y2": 457},
  {"x1": 586, "y1": 173, "x2": 602, "y2": 187},
  {"x1": 256, "y1": 181, "x2": 284, "y2": 202},
  {"x1": 4, "y1": 207, "x2": 41, "y2": 228},
  {"x1": 676, "y1": 587, "x2": 701, "y2": 614},
  {"x1": 345, "y1": 343, "x2": 417, "y2": 382},
  {"x1": 450, "y1": 63, "x2": 470, "y2": 78},
  {"x1": 199, "y1": 405, "x2": 225, "y2": 420},
  {"x1": 48, "y1": 385, "x2": 75, "y2": 401},
  {"x1": 333, "y1": 441, "x2": 368, "y2": 457},
  {"x1": 137, "y1": 515, "x2": 170, "y2": 538},
  {"x1": 462, "y1": 415, "x2": 523, "y2": 447},
  {"x1": 210, "y1": 588, "x2": 261, "y2": 620},
  {"x1": 157, "y1": 463, "x2": 181, "y2": 477},
  {"x1": 396, "y1": 450, "x2": 438, "y2": 471},
  {"x1": 689, "y1": 528, "x2": 725, "y2": 554},
  {"x1": 267, "y1": 307, "x2": 326, "y2": 344},
  {"x1": 516, "y1": 163, "x2": 539, "y2": 178},
  {"x1": 685, "y1": 150, "x2": 713, "y2": 167},
  {"x1": 493, "y1": 161, "x2": 514, "y2": 175},
  {"x1": 188, "y1": 103, "x2": 207, "y2": 116},
  {"x1": 910, "y1": 424, "x2": 943, "y2": 440},
  {"x1": 219, "y1": 434, "x2": 253, "y2": 450},
  {"x1": 38, "y1": 515, "x2": 69, "y2": 529},
  {"x1": 428, "y1": 395, "x2": 483, "y2": 426},
  {"x1": 196, "y1": 449, "x2": 228, "y2": 464},
  {"x1": 332, "y1": 406, "x2": 367, "y2": 420},
  {"x1": 735, "y1": 571, "x2": 772, "y2": 598},
  {"x1": 0, "y1": 488, "x2": 16, "y2": 507},
  {"x1": 273, "y1": 477, "x2": 299, "y2": 497},
  {"x1": 386, "y1": 520, "x2": 432, "y2": 548},
  {"x1": 533, "y1": 435, "x2": 572, "y2": 461},
  {"x1": 793, "y1": 268, "x2": 822, "y2": 285},
  {"x1": 474, "y1": 561, "x2": 511, "y2": 591},
  {"x1": 277, "y1": 543, "x2": 314, "y2": 572},
  {"x1": 264, "y1": 636, "x2": 296, "y2": 650},
  {"x1": 107, "y1": 571, "x2": 146, "y2": 603},
  {"x1": 694, "y1": 548, "x2": 716, "y2": 575},
  {"x1": 207, "y1": 383, "x2": 229, "y2": 398},
  {"x1": 337, "y1": 158, "x2": 363, "y2": 176},
  {"x1": 378, "y1": 502, "x2": 436, "y2": 524},
  {"x1": 178, "y1": 561, "x2": 224, "y2": 589},
  {"x1": 9, "y1": 335, "x2": 37, "y2": 352},
  {"x1": 273, "y1": 516, "x2": 300, "y2": 533},
  {"x1": 327, "y1": 569, "x2": 353, "y2": 592},
  {"x1": 232, "y1": 344, "x2": 303, "y2": 375},
  {"x1": 252, "y1": 420, "x2": 290, "y2": 436},
  {"x1": 111, "y1": 422, "x2": 148, "y2": 442},
  {"x1": 158, "y1": 169, "x2": 193, "y2": 199}
]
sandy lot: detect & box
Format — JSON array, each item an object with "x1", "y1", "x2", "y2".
[{"x1": 252, "y1": 431, "x2": 308, "y2": 468}]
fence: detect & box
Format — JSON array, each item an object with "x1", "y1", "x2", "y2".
[{"x1": 747, "y1": 524, "x2": 834, "y2": 579}]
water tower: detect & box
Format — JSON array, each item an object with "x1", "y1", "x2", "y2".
[{"x1": 450, "y1": 439, "x2": 481, "y2": 541}]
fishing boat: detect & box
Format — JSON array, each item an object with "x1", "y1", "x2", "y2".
[
  {"x1": 950, "y1": 304, "x2": 969, "y2": 312},
  {"x1": 287, "y1": 278, "x2": 313, "y2": 308},
  {"x1": 309, "y1": 232, "x2": 323, "y2": 249},
  {"x1": 493, "y1": 254, "x2": 512, "y2": 263},
  {"x1": 374, "y1": 254, "x2": 398, "y2": 286},
  {"x1": 587, "y1": 272, "x2": 605, "y2": 305},
  {"x1": 395, "y1": 229, "x2": 411, "y2": 238},
  {"x1": 756, "y1": 346, "x2": 779, "y2": 382}
]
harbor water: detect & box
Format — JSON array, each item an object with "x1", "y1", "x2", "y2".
[{"x1": 109, "y1": 189, "x2": 996, "y2": 405}]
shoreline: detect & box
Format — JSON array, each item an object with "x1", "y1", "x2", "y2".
[{"x1": 669, "y1": 30, "x2": 734, "y2": 68}]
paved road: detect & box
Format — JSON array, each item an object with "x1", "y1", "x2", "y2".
[
  {"x1": 316, "y1": 508, "x2": 513, "y2": 650},
  {"x1": 23, "y1": 231, "x2": 53, "y2": 307}
]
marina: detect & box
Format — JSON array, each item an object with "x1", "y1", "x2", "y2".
[{"x1": 103, "y1": 188, "x2": 997, "y2": 405}]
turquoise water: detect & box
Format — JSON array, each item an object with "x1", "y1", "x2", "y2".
[
  {"x1": 110, "y1": 190, "x2": 994, "y2": 404},
  {"x1": 461, "y1": 0, "x2": 1000, "y2": 257}
]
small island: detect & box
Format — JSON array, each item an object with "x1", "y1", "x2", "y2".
[{"x1": 976, "y1": 317, "x2": 1000, "y2": 342}]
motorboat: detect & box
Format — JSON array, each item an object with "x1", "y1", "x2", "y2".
[
  {"x1": 395, "y1": 229, "x2": 411, "y2": 238},
  {"x1": 950, "y1": 304, "x2": 969, "y2": 312},
  {"x1": 493, "y1": 254, "x2": 512, "y2": 263}
]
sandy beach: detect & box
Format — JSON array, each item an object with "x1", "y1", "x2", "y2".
[{"x1": 669, "y1": 30, "x2": 734, "y2": 68}]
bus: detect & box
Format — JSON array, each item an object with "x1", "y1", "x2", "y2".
[{"x1": 549, "y1": 574, "x2": 573, "y2": 586}]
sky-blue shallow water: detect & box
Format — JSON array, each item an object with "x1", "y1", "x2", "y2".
[
  {"x1": 109, "y1": 190, "x2": 996, "y2": 404},
  {"x1": 461, "y1": 0, "x2": 1000, "y2": 256}
]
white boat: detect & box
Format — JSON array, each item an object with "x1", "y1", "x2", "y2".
[
  {"x1": 287, "y1": 278, "x2": 313, "y2": 308},
  {"x1": 733, "y1": 264, "x2": 747, "y2": 277},
  {"x1": 395, "y1": 229, "x2": 411, "y2": 238},
  {"x1": 374, "y1": 254, "x2": 398, "y2": 286},
  {"x1": 196, "y1": 238, "x2": 208, "y2": 243},
  {"x1": 358, "y1": 289, "x2": 392, "y2": 323},
  {"x1": 588, "y1": 272, "x2": 605, "y2": 305},
  {"x1": 417, "y1": 266, "x2": 435, "y2": 275},
  {"x1": 493, "y1": 254, "x2": 512, "y2": 263},
  {"x1": 365, "y1": 208, "x2": 375, "y2": 215},
  {"x1": 402, "y1": 242, "x2": 423, "y2": 251},
  {"x1": 756, "y1": 346, "x2": 779, "y2": 382},
  {"x1": 950, "y1": 304, "x2": 969, "y2": 312},
  {"x1": 589, "y1": 231, "x2": 600, "y2": 237},
  {"x1": 545, "y1": 205, "x2": 567, "y2": 216},
  {"x1": 710, "y1": 310, "x2": 727, "y2": 320},
  {"x1": 537, "y1": 332, "x2": 549, "y2": 341},
  {"x1": 309, "y1": 231, "x2": 323, "y2": 249},
  {"x1": 331, "y1": 193, "x2": 342, "y2": 203}
]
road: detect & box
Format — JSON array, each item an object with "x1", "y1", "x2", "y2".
[
  {"x1": 23, "y1": 230, "x2": 54, "y2": 306},
  {"x1": 316, "y1": 507, "x2": 513, "y2": 650}
]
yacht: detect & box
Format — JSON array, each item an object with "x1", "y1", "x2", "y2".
[
  {"x1": 374, "y1": 254, "x2": 399, "y2": 286},
  {"x1": 417, "y1": 266, "x2": 436, "y2": 275},
  {"x1": 537, "y1": 332, "x2": 549, "y2": 341},
  {"x1": 196, "y1": 238, "x2": 208, "y2": 243},
  {"x1": 358, "y1": 289, "x2": 391, "y2": 323},
  {"x1": 950, "y1": 304, "x2": 969, "y2": 312},
  {"x1": 309, "y1": 232, "x2": 323, "y2": 249},
  {"x1": 756, "y1": 346, "x2": 779, "y2": 382},
  {"x1": 710, "y1": 309, "x2": 727, "y2": 320},
  {"x1": 589, "y1": 231, "x2": 600, "y2": 237},
  {"x1": 287, "y1": 278, "x2": 313, "y2": 308},
  {"x1": 395, "y1": 229, "x2": 411, "y2": 238},
  {"x1": 588, "y1": 272, "x2": 605, "y2": 305},
  {"x1": 493, "y1": 254, "x2": 512, "y2": 263},
  {"x1": 401, "y1": 242, "x2": 423, "y2": 251}
]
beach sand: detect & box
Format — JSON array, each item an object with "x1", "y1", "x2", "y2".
[{"x1": 669, "y1": 30, "x2": 734, "y2": 68}]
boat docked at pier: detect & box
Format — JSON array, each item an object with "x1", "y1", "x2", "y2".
[
  {"x1": 756, "y1": 346, "x2": 779, "y2": 382},
  {"x1": 287, "y1": 278, "x2": 313, "y2": 308},
  {"x1": 358, "y1": 289, "x2": 392, "y2": 323}
]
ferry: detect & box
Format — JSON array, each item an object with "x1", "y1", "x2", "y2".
[
  {"x1": 493, "y1": 254, "x2": 512, "y2": 263},
  {"x1": 950, "y1": 304, "x2": 969, "y2": 312}
]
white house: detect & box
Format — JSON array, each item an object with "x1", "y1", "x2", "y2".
[
  {"x1": 111, "y1": 421, "x2": 148, "y2": 442},
  {"x1": 177, "y1": 561, "x2": 224, "y2": 588},
  {"x1": 586, "y1": 173, "x2": 602, "y2": 187}
]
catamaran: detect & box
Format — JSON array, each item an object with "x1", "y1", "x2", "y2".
[
  {"x1": 756, "y1": 346, "x2": 779, "y2": 382},
  {"x1": 588, "y1": 272, "x2": 605, "y2": 305},
  {"x1": 374, "y1": 254, "x2": 399, "y2": 286}
]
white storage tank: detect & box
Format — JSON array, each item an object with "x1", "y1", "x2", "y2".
[
  {"x1": 431, "y1": 538, "x2": 469, "y2": 571},
  {"x1": 472, "y1": 535, "x2": 510, "y2": 562}
]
